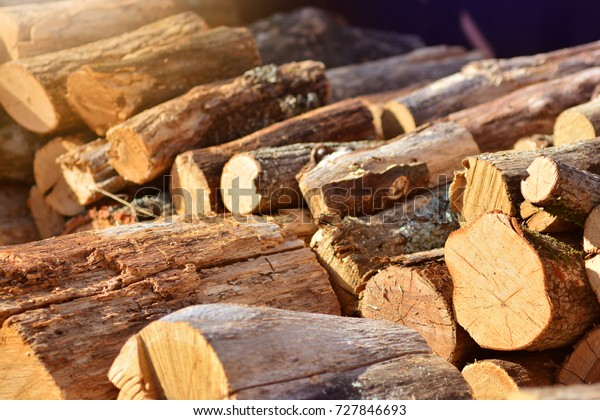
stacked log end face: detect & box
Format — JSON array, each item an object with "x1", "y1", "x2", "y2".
[
  {"x1": 107, "y1": 61, "x2": 328, "y2": 186},
  {"x1": 108, "y1": 304, "x2": 472, "y2": 400},
  {"x1": 0, "y1": 218, "x2": 340, "y2": 399},
  {"x1": 554, "y1": 98, "x2": 600, "y2": 146}
]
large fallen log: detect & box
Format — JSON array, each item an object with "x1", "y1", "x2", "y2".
[
  {"x1": 170, "y1": 98, "x2": 375, "y2": 216},
  {"x1": 508, "y1": 383, "x2": 600, "y2": 400},
  {"x1": 0, "y1": 182, "x2": 39, "y2": 245},
  {"x1": 107, "y1": 61, "x2": 328, "y2": 185},
  {"x1": 248, "y1": 7, "x2": 423, "y2": 68},
  {"x1": 297, "y1": 122, "x2": 479, "y2": 221},
  {"x1": 445, "y1": 211, "x2": 600, "y2": 351},
  {"x1": 557, "y1": 325, "x2": 600, "y2": 385},
  {"x1": 450, "y1": 140, "x2": 600, "y2": 225},
  {"x1": 0, "y1": 218, "x2": 340, "y2": 399},
  {"x1": 0, "y1": 12, "x2": 209, "y2": 134},
  {"x1": 358, "y1": 249, "x2": 476, "y2": 365},
  {"x1": 554, "y1": 98, "x2": 600, "y2": 146},
  {"x1": 66, "y1": 26, "x2": 261, "y2": 135},
  {"x1": 109, "y1": 304, "x2": 472, "y2": 400}
]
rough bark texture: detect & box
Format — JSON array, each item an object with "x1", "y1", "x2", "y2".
[
  {"x1": 170, "y1": 98, "x2": 375, "y2": 216},
  {"x1": 557, "y1": 325, "x2": 600, "y2": 385},
  {"x1": 554, "y1": 98, "x2": 600, "y2": 146},
  {"x1": 66, "y1": 27, "x2": 261, "y2": 135},
  {"x1": 358, "y1": 249, "x2": 477, "y2": 365},
  {"x1": 109, "y1": 304, "x2": 472, "y2": 400},
  {"x1": 450, "y1": 140, "x2": 600, "y2": 225},
  {"x1": 520, "y1": 201, "x2": 579, "y2": 234},
  {"x1": 0, "y1": 0, "x2": 189, "y2": 60},
  {"x1": 0, "y1": 183, "x2": 39, "y2": 245},
  {"x1": 447, "y1": 68, "x2": 600, "y2": 152},
  {"x1": 326, "y1": 47, "x2": 479, "y2": 102},
  {"x1": 311, "y1": 185, "x2": 459, "y2": 314},
  {"x1": 445, "y1": 211, "x2": 600, "y2": 351},
  {"x1": 508, "y1": 383, "x2": 600, "y2": 400},
  {"x1": 297, "y1": 122, "x2": 479, "y2": 221},
  {"x1": 57, "y1": 138, "x2": 130, "y2": 206},
  {"x1": 0, "y1": 218, "x2": 340, "y2": 399},
  {"x1": 245, "y1": 209, "x2": 317, "y2": 245},
  {"x1": 28, "y1": 185, "x2": 65, "y2": 239},
  {"x1": 221, "y1": 140, "x2": 383, "y2": 215},
  {"x1": 107, "y1": 61, "x2": 328, "y2": 185},
  {"x1": 0, "y1": 12, "x2": 209, "y2": 134},
  {"x1": 584, "y1": 206, "x2": 600, "y2": 253},
  {"x1": 249, "y1": 7, "x2": 423, "y2": 68}
]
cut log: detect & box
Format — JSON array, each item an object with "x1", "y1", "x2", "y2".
[
  {"x1": 0, "y1": 182, "x2": 39, "y2": 245},
  {"x1": 297, "y1": 122, "x2": 479, "y2": 221},
  {"x1": 557, "y1": 325, "x2": 600, "y2": 385},
  {"x1": 521, "y1": 156, "x2": 600, "y2": 225},
  {"x1": 0, "y1": 108, "x2": 46, "y2": 183},
  {"x1": 66, "y1": 27, "x2": 261, "y2": 135},
  {"x1": 28, "y1": 186, "x2": 65, "y2": 239},
  {"x1": 0, "y1": 218, "x2": 340, "y2": 399},
  {"x1": 311, "y1": 185, "x2": 459, "y2": 313},
  {"x1": 221, "y1": 140, "x2": 383, "y2": 215},
  {"x1": 520, "y1": 201, "x2": 579, "y2": 234},
  {"x1": 584, "y1": 206, "x2": 600, "y2": 253},
  {"x1": 445, "y1": 211, "x2": 600, "y2": 351},
  {"x1": 382, "y1": 41, "x2": 600, "y2": 135},
  {"x1": 554, "y1": 99, "x2": 600, "y2": 146},
  {"x1": 450, "y1": 139, "x2": 600, "y2": 225},
  {"x1": 109, "y1": 304, "x2": 472, "y2": 400},
  {"x1": 326, "y1": 47, "x2": 479, "y2": 102},
  {"x1": 44, "y1": 176, "x2": 85, "y2": 217},
  {"x1": 584, "y1": 254, "x2": 600, "y2": 304},
  {"x1": 107, "y1": 61, "x2": 328, "y2": 185},
  {"x1": 513, "y1": 134, "x2": 553, "y2": 151},
  {"x1": 0, "y1": 12, "x2": 209, "y2": 134},
  {"x1": 358, "y1": 249, "x2": 476, "y2": 365},
  {"x1": 170, "y1": 98, "x2": 376, "y2": 216},
  {"x1": 0, "y1": 0, "x2": 190, "y2": 60},
  {"x1": 462, "y1": 353, "x2": 562, "y2": 400},
  {"x1": 249, "y1": 7, "x2": 424, "y2": 68},
  {"x1": 508, "y1": 383, "x2": 600, "y2": 400},
  {"x1": 447, "y1": 68, "x2": 600, "y2": 152},
  {"x1": 57, "y1": 138, "x2": 130, "y2": 206}
]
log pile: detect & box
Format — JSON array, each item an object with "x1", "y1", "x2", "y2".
[{"x1": 3, "y1": 0, "x2": 600, "y2": 402}]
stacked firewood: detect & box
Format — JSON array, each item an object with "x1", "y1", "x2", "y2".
[{"x1": 2, "y1": 0, "x2": 600, "y2": 401}]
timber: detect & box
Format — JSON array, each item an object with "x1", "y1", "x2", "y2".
[
  {"x1": 358, "y1": 249, "x2": 476, "y2": 365},
  {"x1": 584, "y1": 206, "x2": 600, "y2": 253},
  {"x1": 170, "y1": 98, "x2": 376, "y2": 216},
  {"x1": 509, "y1": 383, "x2": 600, "y2": 400},
  {"x1": 520, "y1": 201, "x2": 578, "y2": 234},
  {"x1": 33, "y1": 134, "x2": 87, "y2": 195},
  {"x1": 0, "y1": 12, "x2": 209, "y2": 134},
  {"x1": 0, "y1": 183, "x2": 38, "y2": 245},
  {"x1": 0, "y1": 218, "x2": 340, "y2": 399},
  {"x1": 28, "y1": 186, "x2": 65, "y2": 239},
  {"x1": 109, "y1": 304, "x2": 472, "y2": 400},
  {"x1": 107, "y1": 61, "x2": 328, "y2": 185},
  {"x1": 557, "y1": 325, "x2": 600, "y2": 385},
  {"x1": 554, "y1": 98, "x2": 600, "y2": 146},
  {"x1": 297, "y1": 122, "x2": 479, "y2": 221},
  {"x1": 513, "y1": 134, "x2": 553, "y2": 151},
  {"x1": 66, "y1": 27, "x2": 261, "y2": 135},
  {"x1": 445, "y1": 211, "x2": 600, "y2": 351}
]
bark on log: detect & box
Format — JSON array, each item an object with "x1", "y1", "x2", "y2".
[
  {"x1": 248, "y1": 7, "x2": 424, "y2": 68},
  {"x1": 297, "y1": 122, "x2": 479, "y2": 221},
  {"x1": 447, "y1": 68, "x2": 600, "y2": 152},
  {"x1": 28, "y1": 185, "x2": 65, "y2": 239},
  {"x1": 33, "y1": 134, "x2": 87, "y2": 195},
  {"x1": 508, "y1": 383, "x2": 600, "y2": 400},
  {"x1": 0, "y1": 183, "x2": 39, "y2": 245},
  {"x1": 107, "y1": 61, "x2": 328, "y2": 185},
  {"x1": 381, "y1": 40, "x2": 600, "y2": 135},
  {"x1": 109, "y1": 304, "x2": 472, "y2": 400},
  {"x1": 326, "y1": 47, "x2": 479, "y2": 102},
  {"x1": 246, "y1": 209, "x2": 317, "y2": 245},
  {"x1": 358, "y1": 249, "x2": 476, "y2": 365},
  {"x1": 554, "y1": 98, "x2": 600, "y2": 146},
  {"x1": 513, "y1": 134, "x2": 553, "y2": 151},
  {"x1": 521, "y1": 156, "x2": 600, "y2": 225},
  {"x1": 0, "y1": 12, "x2": 209, "y2": 134},
  {"x1": 450, "y1": 140, "x2": 600, "y2": 225},
  {"x1": 520, "y1": 201, "x2": 579, "y2": 234},
  {"x1": 57, "y1": 138, "x2": 130, "y2": 206},
  {"x1": 584, "y1": 206, "x2": 600, "y2": 253},
  {"x1": 0, "y1": 0, "x2": 189, "y2": 60},
  {"x1": 311, "y1": 185, "x2": 458, "y2": 313},
  {"x1": 221, "y1": 140, "x2": 383, "y2": 215},
  {"x1": 170, "y1": 98, "x2": 375, "y2": 216},
  {"x1": 445, "y1": 211, "x2": 600, "y2": 351},
  {"x1": 462, "y1": 354, "x2": 561, "y2": 400},
  {"x1": 557, "y1": 325, "x2": 600, "y2": 385},
  {"x1": 66, "y1": 27, "x2": 261, "y2": 135},
  {"x1": 0, "y1": 218, "x2": 340, "y2": 399}
]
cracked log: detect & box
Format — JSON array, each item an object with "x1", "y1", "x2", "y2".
[
  {"x1": 66, "y1": 26, "x2": 261, "y2": 135},
  {"x1": 0, "y1": 218, "x2": 340, "y2": 399},
  {"x1": 445, "y1": 211, "x2": 600, "y2": 351},
  {"x1": 0, "y1": 12, "x2": 209, "y2": 134},
  {"x1": 107, "y1": 61, "x2": 328, "y2": 185},
  {"x1": 109, "y1": 304, "x2": 472, "y2": 400},
  {"x1": 170, "y1": 98, "x2": 375, "y2": 216},
  {"x1": 358, "y1": 249, "x2": 477, "y2": 365},
  {"x1": 557, "y1": 324, "x2": 600, "y2": 385},
  {"x1": 554, "y1": 98, "x2": 600, "y2": 146}
]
